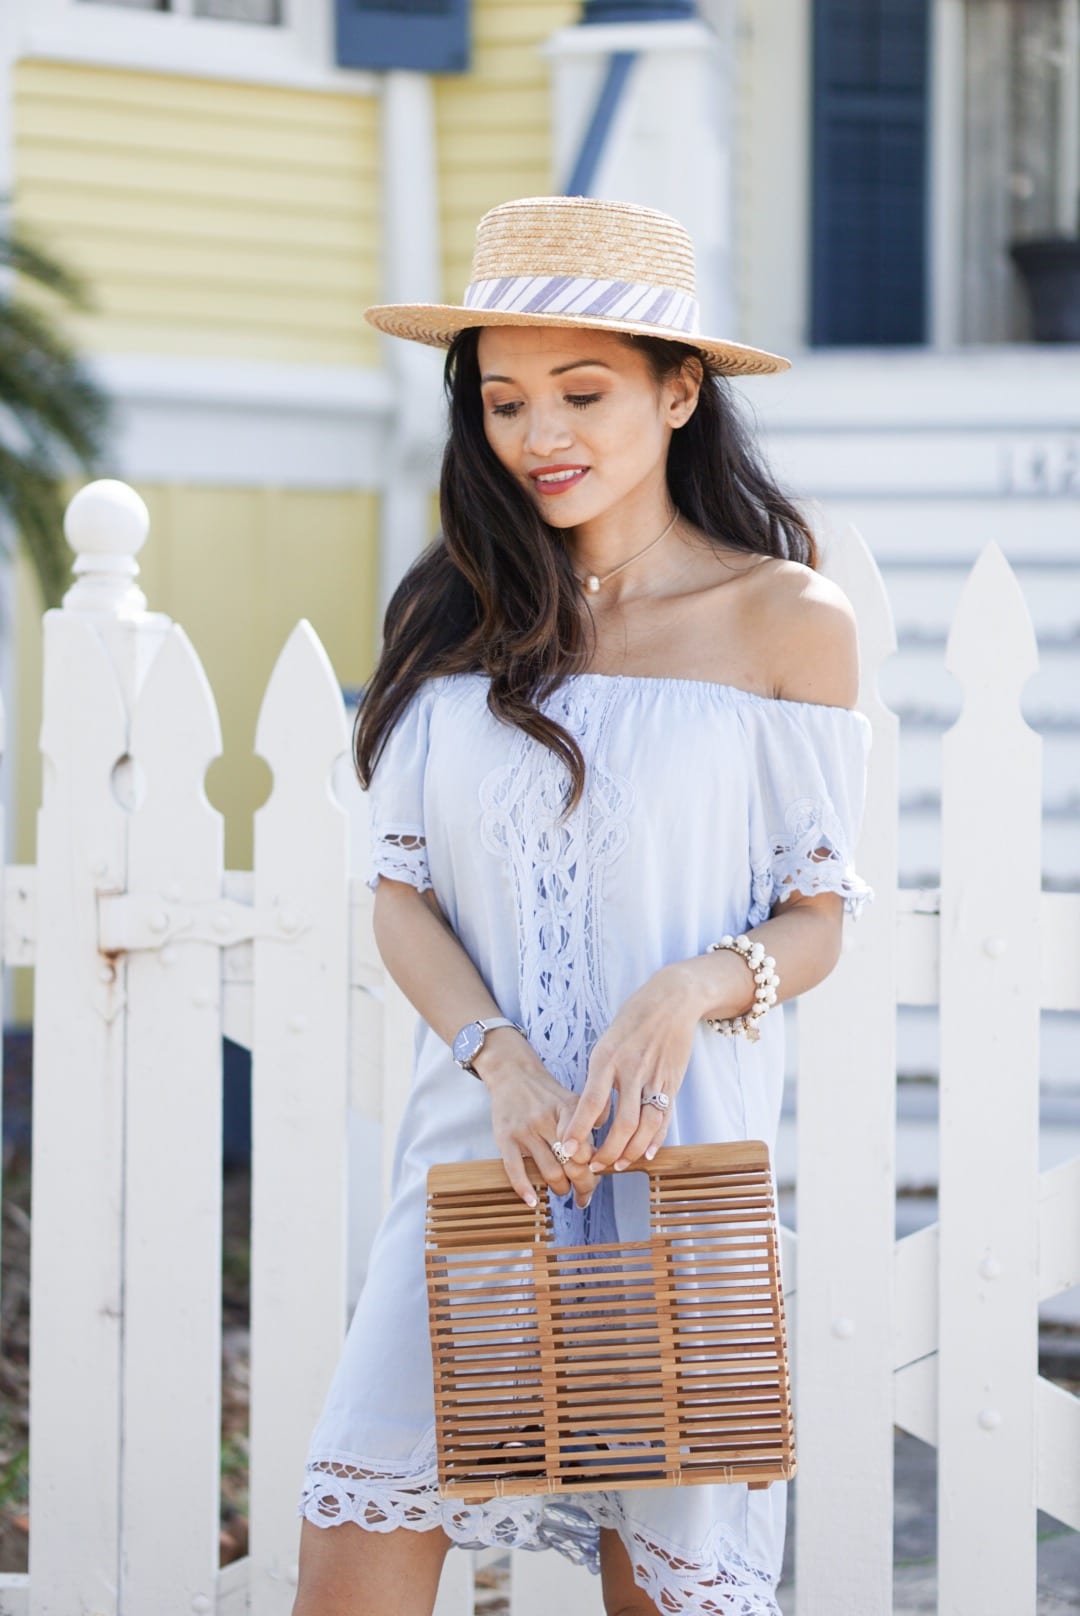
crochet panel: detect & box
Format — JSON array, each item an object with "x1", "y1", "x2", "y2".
[
  {"x1": 366, "y1": 821, "x2": 433, "y2": 895},
  {"x1": 477, "y1": 678, "x2": 634, "y2": 1250},
  {"x1": 749, "y1": 794, "x2": 874, "y2": 925},
  {"x1": 297, "y1": 1439, "x2": 783, "y2": 1616}
]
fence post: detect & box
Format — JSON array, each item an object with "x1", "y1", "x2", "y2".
[
  {"x1": 29, "y1": 480, "x2": 171, "y2": 1615},
  {"x1": 249, "y1": 623, "x2": 351, "y2": 1612},
  {"x1": 938, "y1": 542, "x2": 1042, "y2": 1612},
  {"x1": 793, "y1": 521, "x2": 899, "y2": 1615},
  {"x1": 120, "y1": 624, "x2": 226, "y2": 1612}
]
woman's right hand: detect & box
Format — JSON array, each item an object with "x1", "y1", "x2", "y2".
[{"x1": 472, "y1": 1038, "x2": 599, "y2": 1210}]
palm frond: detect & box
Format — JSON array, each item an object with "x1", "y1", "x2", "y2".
[
  {"x1": 0, "y1": 203, "x2": 115, "y2": 608},
  {"x1": 0, "y1": 209, "x2": 99, "y2": 313},
  {"x1": 0, "y1": 442, "x2": 74, "y2": 609}
]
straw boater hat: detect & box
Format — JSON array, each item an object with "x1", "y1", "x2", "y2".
[{"x1": 363, "y1": 195, "x2": 791, "y2": 377}]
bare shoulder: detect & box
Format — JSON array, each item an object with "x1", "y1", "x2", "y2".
[{"x1": 747, "y1": 557, "x2": 861, "y2": 708}]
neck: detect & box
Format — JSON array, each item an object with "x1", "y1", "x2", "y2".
[{"x1": 569, "y1": 496, "x2": 682, "y2": 603}]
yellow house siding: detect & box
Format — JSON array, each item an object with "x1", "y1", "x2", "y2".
[
  {"x1": 435, "y1": 0, "x2": 578, "y2": 302},
  {"x1": 11, "y1": 485, "x2": 379, "y2": 1025},
  {"x1": 11, "y1": 60, "x2": 382, "y2": 366}
]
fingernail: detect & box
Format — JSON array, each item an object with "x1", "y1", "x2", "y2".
[
  {"x1": 614, "y1": 1160, "x2": 627, "y2": 1171},
  {"x1": 588, "y1": 1161, "x2": 602, "y2": 1173},
  {"x1": 525, "y1": 1191, "x2": 538, "y2": 1208},
  {"x1": 563, "y1": 1138, "x2": 579, "y2": 1155},
  {"x1": 645, "y1": 1143, "x2": 659, "y2": 1160}
]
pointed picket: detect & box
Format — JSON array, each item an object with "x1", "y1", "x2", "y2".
[
  {"x1": 937, "y1": 543, "x2": 1042, "y2": 1614},
  {"x1": 792, "y1": 521, "x2": 901, "y2": 1616},
  {"x1": 122, "y1": 624, "x2": 225, "y2": 1614},
  {"x1": 30, "y1": 611, "x2": 130, "y2": 1616},
  {"x1": 249, "y1": 620, "x2": 351, "y2": 1613}
]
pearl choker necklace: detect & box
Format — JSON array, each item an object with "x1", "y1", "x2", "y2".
[{"x1": 575, "y1": 508, "x2": 681, "y2": 595}]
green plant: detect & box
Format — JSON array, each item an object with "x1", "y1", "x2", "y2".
[{"x1": 0, "y1": 202, "x2": 114, "y2": 608}]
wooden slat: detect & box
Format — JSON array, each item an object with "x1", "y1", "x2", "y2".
[
  {"x1": 425, "y1": 1142, "x2": 795, "y2": 1501},
  {"x1": 794, "y1": 520, "x2": 898, "y2": 1611},
  {"x1": 938, "y1": 543, "x2": 1042, "y2": 1612}
]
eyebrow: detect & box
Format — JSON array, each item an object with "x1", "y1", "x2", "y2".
[{"x1": 479, "y1": 359, "x2": 615, "y2": 383}]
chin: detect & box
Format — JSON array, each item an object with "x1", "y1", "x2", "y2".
[{"x1": 526, "y1": 489, "x2": 611, "y2": 530}]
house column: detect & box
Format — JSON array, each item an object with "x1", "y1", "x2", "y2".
[
  {"x1": 543, "y1": 0, "x2": 736, "y2": 336},
  {"x1": 377, "y1": 71, "x2": 444, "y2": 626}
]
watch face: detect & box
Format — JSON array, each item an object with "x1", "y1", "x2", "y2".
[{"x1": 453, "y1": 1021, "x2": 484, "y2": 1065}]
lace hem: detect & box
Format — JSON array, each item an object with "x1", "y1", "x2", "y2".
[
  {"x1": 297, "y1": 1439, "x2": 782, "y2": 1615},
  {"x1": 749, "y1": 794, "x2": 874, "y2": 925},
  {"x1": 366, "y1": 822, "x2": 433, "y2": 895}
]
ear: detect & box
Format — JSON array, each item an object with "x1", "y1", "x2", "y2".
[{"x1": 666, "y1": 355, "x2": 704, "y2": 429}]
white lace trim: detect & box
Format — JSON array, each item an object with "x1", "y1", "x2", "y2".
[
  {"x1": 297, "y1": 1436, "x2": 782, "y2": 1615},
  {"x1": 366, "y1": 821, "x2": 433, "y2": 894},
  {"x1": 749, "y1": 794, "x2": 874, "y2": 925}
]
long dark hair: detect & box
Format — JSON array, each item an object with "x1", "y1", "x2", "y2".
[{"x1": 354, "y1": 325, "x2": 816, "y2": 817}]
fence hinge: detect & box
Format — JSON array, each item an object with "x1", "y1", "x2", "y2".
[{"x1": 98, "y1": 891, "x2": 311, "y2": 954}]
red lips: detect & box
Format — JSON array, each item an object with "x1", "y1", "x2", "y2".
[{"x1": 528, "y1": 465, "x2": 590, "y2": 495}]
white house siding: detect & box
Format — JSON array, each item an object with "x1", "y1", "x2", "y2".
[{"x1": 749, "y1": 347, "x2": 1080, "y2": 1329}]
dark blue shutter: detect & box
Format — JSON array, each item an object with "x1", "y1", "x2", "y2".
[
  {"x1": 581, "y1": 3, "x2": 698, "y2": 19},
  {"x1": 335, "y1": 0, "x2": 470, "y2": 74},
  {"x1": 811, "y1": 0, "x2": 929, "y2": 344}
]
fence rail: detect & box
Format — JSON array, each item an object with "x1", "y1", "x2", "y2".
[{"x1": 0, "y1": 478, "x2": 1076, "y2": 1616}]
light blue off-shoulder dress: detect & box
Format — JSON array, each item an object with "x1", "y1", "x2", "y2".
[{"x1": 297, "y1": 671, "x2": 875, "y2": 1616}]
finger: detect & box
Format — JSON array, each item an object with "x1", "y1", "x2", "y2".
[
  {"x1": 566, "y1": 1159, "x2": 599, "y2": 1207},
  {"x1": 554, "y1": 1111, "x2": 601, "y2": 1209},
  {"x1": 589, "y1": 1079, "x2": 647, "y2": 1171},
  {"x1": 529, "y1": 1137, "x2": 573, "y2": 1199},
  {"x1": 613, "y1": 1099, "x2": 673, "y2": 1170},
  {"x1": 562, "y1": 1071, "x2": 617, "y2": 1158},
  {"x1": 499, "y1": 1139, "x2": 542, "y2": 1208}
]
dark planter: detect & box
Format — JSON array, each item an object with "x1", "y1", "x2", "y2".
[{"x1": 1009, "y1": 235, "x2": 1080, "y2": 341}]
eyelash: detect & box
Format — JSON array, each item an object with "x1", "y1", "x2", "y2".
[{"x1": 491, "y1": 393, "x2": 602, "y2": 419}]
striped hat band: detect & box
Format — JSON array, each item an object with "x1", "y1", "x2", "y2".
[{"x1": 463, "y1": 274, "x2": 700, "y2": 337}]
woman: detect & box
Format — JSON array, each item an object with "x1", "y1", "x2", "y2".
[{"x1": 294, "y1": 195, "x2": 875, "y2": 1616}]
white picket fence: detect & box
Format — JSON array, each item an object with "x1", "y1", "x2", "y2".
[{"x1": 0, "y1": 476, "x2": 1077, "y2": 1616}]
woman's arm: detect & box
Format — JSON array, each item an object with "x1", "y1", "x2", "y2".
[
  {"x1": 671, "y1": 890, "x2": 843, "y2": 1025},
  {"x1": 372, "y1": 880, "x2": 599, "y2": 1208},
  {"x1": 561, "y1": 892, "x2": 843, "y2": 1174}
]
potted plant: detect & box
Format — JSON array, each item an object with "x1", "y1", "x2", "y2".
[
  {"x1": 1008, "y1": 9, "x2": 1080, "y2": 340},
  {"x1": 1009, "y1": 236, "x2": 1080, "y2": 340}
]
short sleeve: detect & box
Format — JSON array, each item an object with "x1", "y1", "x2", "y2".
[
  {"x1": 745, "y1": 699, "x2": 875, "y2": 925},
  {"x1": 363, "y1": 681, "x2": 437, "y2": 895}
]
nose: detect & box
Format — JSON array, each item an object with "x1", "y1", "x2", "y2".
[{"x1": 522, "y1": 402, "x2": 574, "y2": 458}]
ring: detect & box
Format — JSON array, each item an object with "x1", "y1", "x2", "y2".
[
  {"x1": 642, "y1": 1092, "x2": 670, "y2": 1112},
  {"x1": 550, "y1": 1139, "x2": 572, "y2": 1165}
]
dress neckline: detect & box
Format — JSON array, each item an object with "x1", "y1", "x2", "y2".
[{"x1": 451, "y1": 668, "x2": 870, "y2": 720}]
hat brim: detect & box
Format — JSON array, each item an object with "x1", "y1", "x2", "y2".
[{"x1": 362, "y1": 302, "x2": 791, "y2": 377}]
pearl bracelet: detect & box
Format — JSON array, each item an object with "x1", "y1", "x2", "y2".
[{"x1": 702, "y1": 934, "x2": 780, "y2": 1043}]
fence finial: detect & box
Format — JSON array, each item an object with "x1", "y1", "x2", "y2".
[{"x1": 62, "y1": 477, "x2": 151, "y2": 617}]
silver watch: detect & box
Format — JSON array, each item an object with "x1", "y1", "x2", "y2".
[{"x1": 452, "y1": 1016, "x2": 527, "y2": 1078}]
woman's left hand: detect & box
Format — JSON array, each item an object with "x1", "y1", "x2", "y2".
[{"x1": 560, "y1": 964, "x2": 704, "y2": 1177}]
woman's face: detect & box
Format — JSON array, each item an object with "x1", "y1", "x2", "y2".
[{"x1": 476, "y1": 324, "x2": 699, "y2": 529}]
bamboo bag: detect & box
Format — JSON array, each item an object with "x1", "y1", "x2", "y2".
[{"x1": 424, "y1": 1140, "x2": 796, "y2": 1502}]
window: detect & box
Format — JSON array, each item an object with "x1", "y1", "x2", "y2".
[
  {"x1": 19, "y1": 0, "x2": 377, "y2": 89},
  {"x1": 961, "y1": 0, "x2": 1080, "y2": 341}
]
